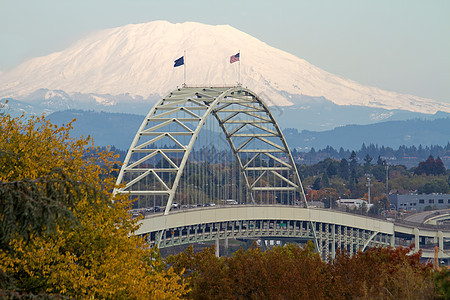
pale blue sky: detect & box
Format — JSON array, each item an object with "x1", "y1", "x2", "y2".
[{"x1": 1, "y1": 0, "x2": 449, "y2": 103}]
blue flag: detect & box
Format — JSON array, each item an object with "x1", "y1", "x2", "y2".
[{"x1": 174, "y1": 56, "x2": 184, "y2": 67}]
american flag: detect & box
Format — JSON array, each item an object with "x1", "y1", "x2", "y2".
[{"x1": 230, "y1": 52, "x2": 240, "y2": 64}]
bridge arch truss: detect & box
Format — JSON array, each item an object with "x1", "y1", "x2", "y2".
[
  {"x1": 113, "y1": 86, "x2": 450, "y2": 261},
  {"x1": 115, "y1": 86, "x2": 307, "y2": 214}
]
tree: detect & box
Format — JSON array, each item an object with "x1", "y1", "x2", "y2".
[
  {"x1": 0, "y1": 170, "x2": 85, "y2": 251},
  {"x1": 331, "y1": 246, "x2": 434, "y2": 299},
  {"x1": 349, "y1": 151, "x2": 357, "y2": 168},
  {"x1": 434, "y1": 268, "x2": 450, "y2": 299},
  {"x1": 167, "y1": 241, "x2": 329, "y2": 299},
  {"x1": 418, "y1": 179, "x2": 450, "y2": 194},
  {"x1": 377, "y1": 194, "x2": 390, "y2": 210},
  {"x1": 321, "y1": 172, "x2": 330, "y2": 188},
  {"x1": 168, "y1": 243, "x2": 437, "y2": 299},
  {"x1": 292, "y1": 147, "x2": 298, "y2": 157},
  {"x1": 368, "y1": 195, "x2": 391, "y2": 215},
  {"x1": 326, "y1": 160, "x2": 338, "y2": 177},
  {"x1": 322, "y1": 188, "x2": 339, "y2": 208},
  {"x1": 368, "y1": 200, "x2": 383, "y2": 215},
  {"x1": 415, "y1": 155, "x2": 446, "y2": 176},
  {"x1": 363, "y1": 153, "x2": 373, "y2": 172},
  {"x1": 338, "y1": 158, "x2": 350, "y2": 180},
  {"x1": 435, "y1": 156, "x2": 447, "y2": 175},
  {"x1": 312, "y1": 177, "x2": 322, "y2": 190},
  {"x1": 377, "y1": 155, "x2": 384, "y2": 166},
  {"x1": 0, "y1": 112, "x2": 187, "y2": 298},
  {"x1": 349, "y1": 151, "x2": 359, "y2": 192}
]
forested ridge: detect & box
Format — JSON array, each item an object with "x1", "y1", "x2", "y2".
[{"x1": 293, "y1": 142, "x2": 450, "y2": 168}]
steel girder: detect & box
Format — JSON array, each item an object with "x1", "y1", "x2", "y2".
[{"x1": 114, "y1": 86, "x2": 307, "y2": 215}]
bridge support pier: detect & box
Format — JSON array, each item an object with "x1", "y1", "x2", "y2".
[
  {"x1": 414, "y1": 228, "x2": 420, "y2": 253},
  {"x1": 224, "y1": 235, "x2": 229, "y2": 256},
  {"x1": 215, "y1": 237, "x2": 220, "y2": 257},
  {"x1": 438, "y1": 231, "x2": 444, "y2": 251},
  {"x1": 331, "y1": 224, "x2": 336, "y2": 260}
]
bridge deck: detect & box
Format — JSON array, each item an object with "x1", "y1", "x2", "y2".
[{"x1": 135, "y1": 205, "x2": 450, "y2": 260}]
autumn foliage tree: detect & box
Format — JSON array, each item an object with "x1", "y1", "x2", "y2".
[
  {"x1": 168, "y1": 242, "x2": 442, "y2": 299},
  {"x1": 330, "y1": 245, "x2": 434, "y2": 299},
  {"x1": 167, "y1": 241, "x2": 329, "y2": 299},
  {"x1": 0, "y1": 110, "x2": 187, "y2": 299}
]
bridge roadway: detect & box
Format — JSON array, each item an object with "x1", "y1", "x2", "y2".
[
  {"x1": 403, "y1": 209, "x2": 450, "y2": 225},
  {"x1": 135, "y1": 205, "x2": 450, "y2": 260}
]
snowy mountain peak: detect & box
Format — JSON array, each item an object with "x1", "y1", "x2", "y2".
[{"x1": 0, "y1": 20, "x2": 449, "y2": 114}]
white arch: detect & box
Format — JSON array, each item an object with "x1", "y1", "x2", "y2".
[{"x1": 114, "y1": 86, "x2": 307, "y2": 215}]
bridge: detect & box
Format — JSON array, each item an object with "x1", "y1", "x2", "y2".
[{"x1": 115, "y1": 86, "x2": 450, "y2": 261}]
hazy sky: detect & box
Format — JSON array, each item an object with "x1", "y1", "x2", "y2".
[{"x1": 1, "y1": 0, "x2": 449, "y2": 103}]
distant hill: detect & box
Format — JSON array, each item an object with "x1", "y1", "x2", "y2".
[
  {"x1": 46, "y1": 110, "x2": 450, "y2": 153},
  {"x1": 275, "y1": 94, "x2": 450, "y2": 131},
  {"x1": 47, "y1": 110, "x2": 144, "y2": 150},
  {"x1": 6, "y1": 93, "x2": 449, "y2": 132},
  {"x1": 284, "y1": 118, "x2": 450, "y2": 150}
]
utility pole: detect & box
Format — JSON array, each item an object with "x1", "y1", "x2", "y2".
[
  {"x1": 328, "y1": 190, "x2": 332, "y2": 210},
  {"x1": 365, "y1": 174, "x2": 373, "y2": 205},
  {"x1": 385, "y1": 162, "x2": 389, "y2": 196}
]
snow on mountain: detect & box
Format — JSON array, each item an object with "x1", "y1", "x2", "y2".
[
  {"x1": 0, "y1": 20, "x2": 449, "y2": 114},
  {"x1": 91, "y1": 95, "x2": 115, "y2": 106}
]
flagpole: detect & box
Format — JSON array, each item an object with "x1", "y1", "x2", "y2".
[
  {"x1": 183, "y1": 50, "x2": 186, "y2": 87},
  {"x1": 238, "y1": 50, "x2": 241, "y2": 86}
]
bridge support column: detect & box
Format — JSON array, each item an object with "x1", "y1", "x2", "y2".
[
  {"x1": 157, "y1": 230, "x2": 164, "y2": 248},
  {"x1": 438, "y1": 231, "x2": 444, "y2": 251},
  {"x1": 325, "y1": 224, "x2": 330, "y2": 259},
  {"x1": 225, "y1": 235, "x2": 229, "y2": 256},
  {"x1": 215, "y1": 237, "x2": 220, "y2": 257},
  {"x1": 331, "y1": 224, "x2": 336, "y2": 260},
  {"x1": 414, "y1": 228, "x2": 420, "y2": 253},
  {"x1": 390, "y1": 233, "x2": 395, "y2": 247}
]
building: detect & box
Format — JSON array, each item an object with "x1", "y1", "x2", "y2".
[{"x1": 389, "y1": 194, "x2": 450, "y2": 212}]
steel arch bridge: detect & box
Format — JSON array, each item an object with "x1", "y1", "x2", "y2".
[
  {"x1": 115, "y1": 86, "x2": 450, "y2": 260},
  {"x1": 115, "y1": 86, "x2": 306, "y2": 214}
]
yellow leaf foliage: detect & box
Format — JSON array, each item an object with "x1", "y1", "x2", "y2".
[{"x1": 0, "y1": 112, "x2": 188, "y2": 299}]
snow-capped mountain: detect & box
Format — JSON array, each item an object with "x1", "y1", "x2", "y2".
[{"x1": 1, "y1": 20, "x2": 449, "y2": 114}]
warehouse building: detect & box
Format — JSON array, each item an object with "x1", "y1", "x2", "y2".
[{"x1": 389, "y1": 194, "x2": 450, "y2": 211}]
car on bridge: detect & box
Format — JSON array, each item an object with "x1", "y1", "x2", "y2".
[{"x1": 221, "y1": 199, "x2": 238, "y2": 205}]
